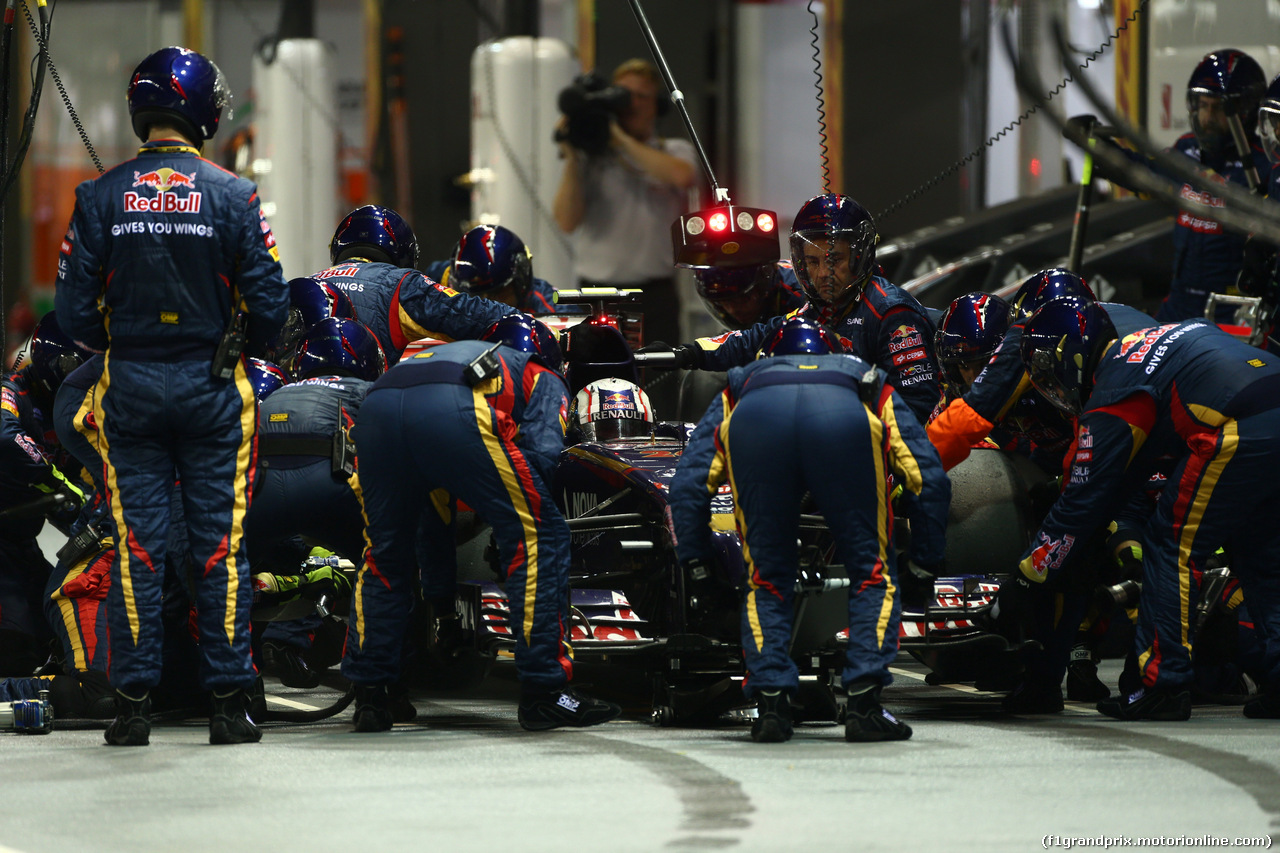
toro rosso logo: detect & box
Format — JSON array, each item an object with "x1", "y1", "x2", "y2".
[{"x1": 124, "y1": 168, "x2": 202, "y2": 213}]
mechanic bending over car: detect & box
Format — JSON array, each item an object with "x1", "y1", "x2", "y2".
[
  {"x1": 56, "y1": 46, "x2": 290, "y2": 747},
  {"x1": 670, "y1": 317, "x2": 950, "y2": 743},
  {"x1": 245, "y1": 318, "x2": 385, "y2": 691},
  {"x1": 929, "y1": 273, "x2": 1161, "y2": 709},
  {"x1": 425, "y1": 224, "x2": 584, "y2": 316},
  {"x1": 643, "y1": 193, "x2": 943, "y2": 428},
  {"x1": 342, "y1": 315, "x2": 621, "y2": 732},
  {"x1": 691, "y1": 259, "x2": 809, "y2": 332},
  {"x1": 312, "y1": 205, "x2": 517, "y2": 366},
  {"x1": 1002, "y1": 297, "x2": 1280, "y2": 721}
]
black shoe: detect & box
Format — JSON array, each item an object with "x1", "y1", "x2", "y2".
[
  {"x1": 1002, "y1": 680, "x2": 1064, "y2": 714},
  {"x1": 1097, "y1": 687, "x2": 1191, "y2": 721},
  {"x1": 387, "y1": 681, "x2": 418, "y2": 724},
  {"x1": 1066, "y1": 649, "x2": 1110, "y2": 702},
  {"x1": 104, "y1": 690, "x2": 151, "y2": 746},
  {"x1": 518, "y1": 686, "x2": 621, "y2": 732},
  {"x1": 1243, "y1": 691, "x2": 1280, "y2": 719},
  {"x1": 352, "y1": 684, "x2": 394, "y2": 732},
  {"x1": 844, "y1": 686, "x2": 912, "y2": 742},
  {"x1": 750, "y1": 690, "x2": 793, "y2": 743},
  {"x1": 262, "y1": 640, "x2": 321, "y2": 689},
  {"x1": 209, "y1": 689, "x2": 262, "y2": 744}
]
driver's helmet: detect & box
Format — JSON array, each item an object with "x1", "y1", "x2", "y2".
[
  {"x1": 936, "y1": 292, "x2": 1010, "y2": 395},
  {"x1": 1186, "y1": 49, "x2": 1266, "y2": 160},
  {"x1": 571, "y1": 378, "x2": 656, "y2": 441},
  {"x1": 1258, "y1": 72, "x2": 1280, "y2": 162}
]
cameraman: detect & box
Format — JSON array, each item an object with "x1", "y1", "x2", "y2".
[{"x1": 553, "y1": 58, "x2": 696, "y2": 344}]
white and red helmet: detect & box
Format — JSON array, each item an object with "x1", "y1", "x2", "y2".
[{"x1": 572, "y1": 378, "x2": 656, "y2": 441}]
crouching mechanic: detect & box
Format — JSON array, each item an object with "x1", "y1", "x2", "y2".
[
  {"x1": 343, "y1": 315, "x2": 622, "y2": 731},
  {"x1": 246, "y1": 318, "x2": 383, "y2": 688},
  {"x1": 315, "y1": 205, "x2": 516, "y2": 365},
  {"x1": 692, "y1": 260, "x2": 808, "y2": 331},
  {"x1": 1008, "y1": 297, "x2": 1280, "y2": 720},
  {"x1": 670, "y1": 317, "x2": 950, "y2": 743},
  {"x1": 0, "y1": 312, "x2": 92, "y2": 676}
]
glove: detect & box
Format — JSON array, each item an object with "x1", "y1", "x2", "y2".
[
  {"x1": 635, "y1": 341, "x2": 702, "y2": 370},
  {"x1": 300, "y1": 565, "x2": 352, "y2": 601},
  {"x1": 1114, "y1": 542, "x2": 1143, "y2": 582},
  {"x1": 35, "y1": 466, "x2": 86, "y2": 530},
  {"x1": 898, "y1": 557, "x2": 938, "y2": 609}
]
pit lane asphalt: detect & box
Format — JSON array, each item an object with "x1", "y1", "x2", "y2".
[{"x1": 2, "y1": 658, "x2": 1277, "y2": 853}]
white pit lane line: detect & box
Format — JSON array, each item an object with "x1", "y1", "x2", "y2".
[
  {"x1": 889, "y1": 666, "x2": 1098, "y2": 716},
  {"x1": 265, "y1": 695, "x2": 325, "y2": 712}
]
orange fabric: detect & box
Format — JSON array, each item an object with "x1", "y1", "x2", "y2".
[{"x1": 926, "y1": 397, "x2": 995, "y2": 471}]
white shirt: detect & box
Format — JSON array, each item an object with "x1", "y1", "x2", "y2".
[{"x1": 571, "y1": 136, "x2": 697, "y2": 283}]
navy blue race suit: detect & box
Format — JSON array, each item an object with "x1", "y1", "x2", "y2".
[
  {"x1": 38, "y1": 355, "x2": 202, "y2": 714},
  {"x1": 670, "y1": 353, "x2": 950, "y2": 696},
  {"x1": 689, "y1": 274, "x2": 942, "y2": 425},
  {"x1": 55, "y1": 139, "x2": 289, "y2": 694},
  {"x1": 423, "y1": 258, "x2": 581, "y2": 316},
  {"x1": 1018, "y1": 320, "x2": 1280, "y2": 694},
  {"x1": 1114, "y1": 134, "x2": 1274, "y2": 322},
  {"x1": 929, "y1": 302, "x2": 1155, "y2": 471},
  {"x1": 343, "y1": 341, "x2": 574, "y2": 688},
  {"x1": 310, "y1": 260, "x2": 516, "y2": 365},
  {"x1": 247, "y1": 375, "x2": 372, "y2": 566}
]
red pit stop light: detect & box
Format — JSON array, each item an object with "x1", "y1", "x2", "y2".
[{"x1": 671, "y1": 205, "x2": 781, "y2": 268}]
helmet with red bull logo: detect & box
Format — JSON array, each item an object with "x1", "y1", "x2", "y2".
[
  {"x1": 329, "y1": 205, "x2": 420, "y2": 269},
  {"x1": 127, "y1": 46, "x2": 231, "y2": 145},
  {"x1": 571, "y1": 378, "x2": 656, "y2": 441}
]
